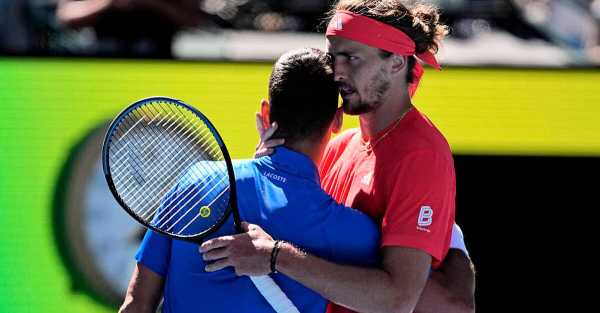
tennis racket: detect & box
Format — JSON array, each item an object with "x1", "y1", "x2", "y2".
[{"x1": 102, "y1": 96, "x2": 300, "y2": 313}]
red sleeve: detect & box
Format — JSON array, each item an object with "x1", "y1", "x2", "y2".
[{"x1": 381, "y1": 149, "x2": 455, "y2": 268}]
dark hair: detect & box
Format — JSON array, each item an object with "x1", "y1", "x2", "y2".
[
  {"x1": 268, "y1": 48, "x2": 338, "y2": 145},
  {"x1": 326, "y1": 0, "x2": 449, "y2": 82}
]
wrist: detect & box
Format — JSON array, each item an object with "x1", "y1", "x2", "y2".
[
  {"x1": 274, "y1": 242, "x2": 307, "y2": 274},
  {"x1": 270, "y1": 240, "x2": 283, "y2": 273}
]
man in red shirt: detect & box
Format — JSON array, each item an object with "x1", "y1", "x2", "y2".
[{"x1": 202, "y1": 1, "x2": 475, "y2": 312}]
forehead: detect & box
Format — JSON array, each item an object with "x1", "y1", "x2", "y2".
[{"x1": 326, "y1": 36, "x2": 375, "y2": 54}]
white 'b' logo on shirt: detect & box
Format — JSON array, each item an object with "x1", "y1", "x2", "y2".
[{"x1": 418, "y1": 206, "x2": 433, "y2": 227}]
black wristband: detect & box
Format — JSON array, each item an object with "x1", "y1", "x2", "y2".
[{"x1": 270, "y1": 240, "x2": 283, "y2": 274}]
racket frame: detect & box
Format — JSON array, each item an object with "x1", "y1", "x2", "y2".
[
  {"x1": 102, "y1": 96, "x2": 242, "y2": 244},
  {"x1": 103, "y1": 97, "x2": 300, "y2": 313}
]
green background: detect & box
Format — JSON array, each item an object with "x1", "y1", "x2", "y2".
[{"x1": 0, "y1": 58, "x2": 599, "y2": 312}]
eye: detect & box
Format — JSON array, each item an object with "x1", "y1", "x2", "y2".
[{"x1": 348, "y1": 55, "x2": 360, "y2": 61}]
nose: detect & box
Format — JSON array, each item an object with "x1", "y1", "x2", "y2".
[{"x1": 333, "y1": 59, "x2": 347, "y2": 82}]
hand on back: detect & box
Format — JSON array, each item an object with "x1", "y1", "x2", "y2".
[{"x1": 254, "y1": 112, "x2": 285, "y2": 158}]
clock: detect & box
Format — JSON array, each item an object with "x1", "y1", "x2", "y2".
[{"x1": 53, "y1": 122, "x2": 144, "y2": 307}]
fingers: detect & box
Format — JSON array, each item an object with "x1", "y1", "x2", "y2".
[
  {"x1": 255, "y1": 112, "x2": 277, "y2": 142},
  {"x1": 254, "y1": 148, "x2": 274, "y2": 158},
  {"x1": 254, "y1": 138, "x2": 285, "y2": 158},
  {"x1": 255, "y1": 112, "x2": 264, "y2": 136},
  {"x1": 201, "y1": 247, "x2": 229, "y2": 262},
  {"x1": 241, "y1": 222, "x2": 264, "y2": 233},
  {"x1": 260, "y1": 122, "x2": 278, "y2": 142},
  {"x1": 241, "y1": 222, "x2": 264, "y2": 234},
  {"x1": 246, "y1": 223, "x2": 263, "y2": 232},
  {"x1": 255, "y1": 114, "x2": 283, "y2": 158},
  {"x1": 199, "y1": 235, "x2": 235, "y2": 252},
  {"x1": 263, "y1": 138, "x2": 285, "y2": 149},
  {"x1": 204, "y1": 258, "x2": 232, "y2": 272},
  {"x1": 241, "y1": 221, "x2": 250, "y2": 232}
]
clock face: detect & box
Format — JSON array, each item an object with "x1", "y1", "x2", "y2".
[
  {"x1": 84, "y1": 157, "x2": 141, "y2": 295},
  {"x1": 54, "y1": 123, "x2": 145, "y2": 306}
]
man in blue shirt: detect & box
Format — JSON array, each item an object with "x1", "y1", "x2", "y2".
[{"x1": 119, "y1": 48, "x2": 380, "y2": 313}]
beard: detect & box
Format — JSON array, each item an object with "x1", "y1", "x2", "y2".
[
  {"x1": 341, "y1": 70, "x2": 390, "y2": 115},
  {"x1": 342, "y1": 97, "x2": 373, "y2": 115}
]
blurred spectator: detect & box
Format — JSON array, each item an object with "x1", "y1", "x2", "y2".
[
  {"x1": 56, "y1": 0, "x2": 204, "y2": 58},
  {"x1": 3, "y1": 0, "x2": 598, "y2": 64},
  {"x1": 589, "y1": 0, "x2": 600, "y2": 62},
  {"x1": 514, "y1": 0, "x2": 600, "y2": 63},
  {"x1": 0, "y1": 0, "x2": 49, "y2": 54},
  {"x1": 0, "y1": 0, "x2": 30, "y2": 53},
  {"x1": 593, "y1": 0, "x2": 600, "y2": 19}
]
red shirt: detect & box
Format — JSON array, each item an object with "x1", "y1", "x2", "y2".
[{"x1": 319, "y1": 108, "x2": 456, "y2": 313}]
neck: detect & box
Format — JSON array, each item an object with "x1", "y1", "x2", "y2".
[
  {"x1": 359, "y1": 86, "x2": 412, "y2": 140},
  {"x1": 284, "y1": 138, "x2": 326, "y2": 167}
]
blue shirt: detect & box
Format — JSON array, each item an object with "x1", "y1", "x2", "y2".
[{"x1": 136, "y1": 147, "x2": 380, "y2": 313}]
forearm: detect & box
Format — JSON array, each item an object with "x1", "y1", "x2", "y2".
[
  {"x1": 276, "y1": 243, "x2": 422, "y2": 313},
  {"x1": 56, "y1": 0, "x2": 112, "y2": 28},
  {"x1": 414, "y1": 250, "x2": 476, "y2": 313},
  {"x1": 118, "y1": 263, "x2": 164, "y2": 313},
  {"x1": 414, "y1": 272, "x2": 474, "y2": 313},
  {"x1": 119, "y1": 297, "x2": 158, "y2": 313}
]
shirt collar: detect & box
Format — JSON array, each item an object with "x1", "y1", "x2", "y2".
[
  {"x1": 264, "y1": 147, "x2": 319, "y2": 183},
  {"x1": 361, "y1": 106, "x2": 419, "y2": 150}
]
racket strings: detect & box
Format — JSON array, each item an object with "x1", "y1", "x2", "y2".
[
  {"x1": 114, "y1": 104, "x2": 228, "y2": 231},
  {"x1": 108, "y1": 100, "x2": 232, "y2": 236},
  {"x1": 174, "y1": 184, "x2": 231, "y2": 235},
  {"x1": 148, "y1": 162, "x2": 228, "y2": 226},
  {"x1": 112, "y1": 105, "x2": 216, "y2": 202},
  {"x1": 113, "y1": 123, "x2": 192, "y2": 209},
  {"x1": 114, "y1": 125, "x2": 207, "y2": 209},
  {"x1": 134, "y1": 148, "x2": 227, "y2": 225},
  {"x1": 112, "y1": 106, "x2": 205, "y2": 183},
  {"x1": 115, "y1": 103, "x2": 222, "y2": 194},
  {"x1": 161, "y1": 175, "x2": 230, "y2": 233}
]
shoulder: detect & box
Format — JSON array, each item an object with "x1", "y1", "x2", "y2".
[
  {"x1": 327, "y1": 128, "x2": 360, "y2": 151},
  {"x1": 385, "y1": 110, "x2": 452, "y2": 160},
  {"x1": 393, "y1": 148, "x2": 453, "y2": 176},
  {"x1": 175, "y1": 159, "x2": 260, "y2": 191},
  {"x1": 321, "y1": 128, "x2": 360, "y2": 173},
  {"x1": 410, "y1": 110, "x2": 452, "y2": 153}
]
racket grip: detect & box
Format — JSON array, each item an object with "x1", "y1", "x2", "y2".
[{"x1": 250, "y1": 275, "x2": 301, "y2": 313}]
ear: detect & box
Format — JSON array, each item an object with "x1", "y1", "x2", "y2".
[
  {"x1": 390, "y1": 55, "x2": 408, "y2": 74},
  {"x1": 260, "y1": 99, "x2": 270, "y2": 130},
  {"x1": 332, "y1": 107, "x2": 343, "y2": 134}
]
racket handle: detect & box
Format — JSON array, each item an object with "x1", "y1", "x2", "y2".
[{"x1": 250, "y1": 275, "x2": 301, "y2": 313}]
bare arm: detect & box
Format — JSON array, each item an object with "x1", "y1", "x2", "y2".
[
  {"x1": 202, "y1": 223, "x2": 475, "y2": 313},
  {"x1": 201, "y1": 223, "x2": 431, "y2": 313},
  {"x1": 118, "y1": 263, "x2": 164, "y2": 313},
  {"x1": 277, "y1": 244, "x2": 431, "y2": 313},
  {"x1": 414, "y1": 249, "x2": 476, "y2": 313}
]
